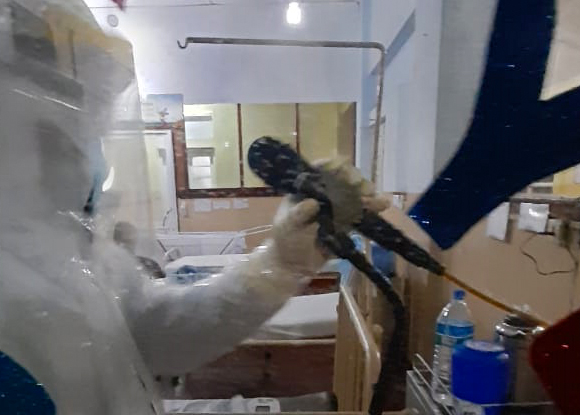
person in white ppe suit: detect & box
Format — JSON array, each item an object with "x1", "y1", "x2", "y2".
[{"x1": 0, "y1": 0, "x2": 387, "y2": 414}]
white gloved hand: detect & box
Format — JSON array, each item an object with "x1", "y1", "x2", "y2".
[
  {"x1": 313, "y1": 158, "x2": 390, "y2": 225},
  {"x1": 335, "y1": 160, "x2": 390, "y2": 214},
  {"x1": 270, "y1": 197, "x2": 327, "y2": 275},
  {"x1": 269, "y1": 159, "x2": 388, "y2": 274}
]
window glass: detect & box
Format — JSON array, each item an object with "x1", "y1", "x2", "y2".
[
  {"x1": 298, "y1": 102, "x2": 356, "y2": 164},
  {"x1": 184, "y1": 104, "x2": 239, "y2": 189},
  {"x1": 178, "y1": 102, "x2": 355, "y2": 194}
]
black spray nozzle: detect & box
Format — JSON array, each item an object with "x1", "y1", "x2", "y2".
[
  {"x1": 247, "y1": 136, "x2": 444, "y2": 275},
  {"x1": 247, "y1": 136, "x2": 316, "y2": 193}
]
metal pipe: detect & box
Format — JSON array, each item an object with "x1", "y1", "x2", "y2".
[
  {"x1": 372, "y1": 48, "x2": 385, "y2": 184},
  {"x1": 177, "y1": 36, "x2": 385, "y2": 51},
  {"x1": 177, "y1": 36, "x2": 386, "y2": 184}
]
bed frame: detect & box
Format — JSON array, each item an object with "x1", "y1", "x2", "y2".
[
  {"x1": 333, "y1": 286, "x2": 382, "y2": 411},
  {"x1": 174, "y1": 277, "x2": 383, "y2": 413}
]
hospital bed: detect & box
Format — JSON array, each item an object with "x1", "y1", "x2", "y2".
[
  {"x1": 162, "y1": 250, "x2": 386, "y2": 413},
  {"x1": 157, "y1": 226, "x2": 273, "y2": 261},
  {"x1": 164, "y1": 253, "x2": 340, "y2": 399}
]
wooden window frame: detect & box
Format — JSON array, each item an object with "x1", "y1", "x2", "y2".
[{"x1": 176, "y1": 103, "x2": 356, "y2": 199}]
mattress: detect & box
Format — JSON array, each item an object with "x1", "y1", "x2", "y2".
[{"x1": 254, "y1": 292, "x2": 339, "y2": 340}]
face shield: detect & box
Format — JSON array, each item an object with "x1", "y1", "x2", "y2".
[
  {"x1": 0, "y1": 0, "x2": 155, "y2": 255},
  {"x1": 0, "y1": 1, "x2": 169, "y2": 412}
]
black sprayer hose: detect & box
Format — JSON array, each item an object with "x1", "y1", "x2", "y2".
[
  {"x1": 292, "y1": 178, "x2": 407, "y2": 413},
  {"x1": 356, "y1": 211, "x2": 445, "y2": 276},
  {"x1": 317, "y1": 224, "x2": 406, "y2": 415}
]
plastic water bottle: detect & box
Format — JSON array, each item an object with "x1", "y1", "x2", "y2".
[{"x1": 431, "y1": 289, "x2": 474, "y2": 406}]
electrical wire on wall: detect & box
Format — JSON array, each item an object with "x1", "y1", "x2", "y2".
[
  {"x1": 520, "y1": 233, "x2": 578, "y2": 277},
  {"x1": 519, "y1": 231, "x2": 580, "y2": 311}
]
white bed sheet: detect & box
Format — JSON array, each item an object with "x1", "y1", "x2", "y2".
[
  {"x1": 165, "y1": 254, "x2": 248, "y2": 274},
  {"x1": 254, "y1": 292, "x2": 339, "y2": 340}
]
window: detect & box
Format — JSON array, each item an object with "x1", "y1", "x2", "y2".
[
  {"x1": 176, "y1": 102, "x2": 356, "y2": 198},
  {"x1": 299, "y1": 102, "x2": 356, "y2": 164},
  {"x1": 187, "y1": 148, "x2": 214, "y2": 189},
  {"x1": 183, "y1": 104, "x2": 240, "y2": 190}
]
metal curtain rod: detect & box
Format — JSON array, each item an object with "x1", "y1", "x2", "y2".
[
  {"x1": 177, "y1": 36, "x2": 386, "y2": 184},
  {"x1": 178, "y1": 37, "x2": 385, "y2": 51}
]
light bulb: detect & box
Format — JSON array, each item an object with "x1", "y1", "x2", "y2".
[{"x1": 286, "y1": 2, "x2": 302, "y2": 25}]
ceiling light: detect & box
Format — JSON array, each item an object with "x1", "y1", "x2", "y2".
[{"x1": 286, "y1": 2, "x2": 302, "y2": 26}]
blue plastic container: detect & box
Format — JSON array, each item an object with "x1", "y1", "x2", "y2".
[
  {"x1": 451, "y1": 340, "x2": 509, "y2": 415},
  {"x1": 167, "y1": 265, "x2": 224, "y2": 285},
  {"x1": 370, "y1": 241, "x2": 395, "y2": 276}
]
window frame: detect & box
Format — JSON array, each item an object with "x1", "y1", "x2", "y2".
[{"x1": 175, "y1": 103, "x2": 356, "y2": 199}]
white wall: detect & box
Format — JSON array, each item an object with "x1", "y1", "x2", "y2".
[
  {"x1": 87, "y1": 1, "x2": 362, "y2": 105},
  {"x1": 406, "y1": 0, "x2": 442, "y2": 193},
  {"x1": 362, "y1": 0, "x2": 442, "y2": 193},
  {"x1": 368, "y1": 0, "x2": 415, "y2": 48},
  {"x1": 433, "y1": 1, "x2": 496, "y2": 174}
]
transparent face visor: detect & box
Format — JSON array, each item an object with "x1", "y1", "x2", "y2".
[
  {"x1": 0, "y1": 0, "x2": 158, "y2": 258},
  {"x1": 0, "y1": 2, "x2": 167, "y2": 412}
]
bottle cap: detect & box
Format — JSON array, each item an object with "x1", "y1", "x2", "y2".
[
  {"x1": 453, "y1": 289, "x2": 465, "y2": 300},
  {"x1": 465, "y1": 340, "x2": 505, "y2": 353}
]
